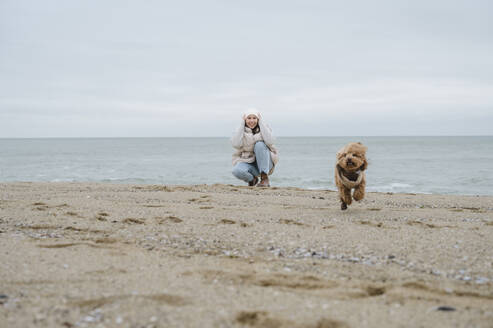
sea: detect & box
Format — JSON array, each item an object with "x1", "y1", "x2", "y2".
[{"x1": 0, "y1": 137, "x2": 492, "y2": 196}]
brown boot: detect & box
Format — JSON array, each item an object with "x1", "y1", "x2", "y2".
[
  {"x1": 248, "y1": 176, "x2": 258, "y2": 186},
  {"x1": 257, "y1": 173, "x2": 270, "y2": 187}
]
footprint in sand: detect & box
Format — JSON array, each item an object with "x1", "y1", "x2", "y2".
[
  {"x1": 134, "y1": 185, "x2": 174, "y2": 192},
  {"x1": 155, "y1": 216, "x2": 183, "y2": 224},
  {"x1": 63, "y1": 226, "x2": 107, "y2": 234},
  {"x1": 358, "y1": 220, "x2": 384, "y2": 228},
  {"x1": 32, "y1": 202, "x2": 49, "y2": 211},
  {"x1": 122, "y1": 218, "x2": 146, "y2": 224},
  {"x1": 65, "y1": 211, "x2": 80, "y2": 217},
  {"x1": 69, "y1": 293, "x2": 187, "y2": 309},
  {"x1": 366, "y1": 285, "x2": 386, "y2": 296},
  {"x1": 201, "y1": 270, "x2": 338, "y2": 290},
  {"x1": 219, "y1": 219, "x2": 236, "y2": 225},
  {"x1": 96, "y1": 212, "x2": 109, "y2": 221},
  {"x1": 235, "y1": 311, "x2": 281, "y2": 327},
  {"x1": 407, "y1": 221, "x2": 456, "y2": 229},
  {"x1": 279, "y1": 219, "x2": 304, "y2": 226},
  {"x1": 32, "y1": 202, "x2": 70, "y2": 211},
  {"x1": 450, "y1": 207, "x2": 485, "y2": 213},
  {"x1": 37, "y1": 242, "x2": 113, "y2": 249},
  {"x1": 235, "y1": 311, "x2": 349, "y2": 328},
  {"x1": 18, "y1": 224, "x2": 59, "y2": 230}
]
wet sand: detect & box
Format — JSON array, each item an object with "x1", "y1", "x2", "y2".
[{"x1": 1, "y1": 182, "x2": 492, "y2": 328}]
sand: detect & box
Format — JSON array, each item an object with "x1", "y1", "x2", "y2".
[{"x1": 1, "y1": 182, "x2": 492, "y2": 328}]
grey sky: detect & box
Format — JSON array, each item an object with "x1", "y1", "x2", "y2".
[{"x1": 1, "y1": 0, "x2": 492, "y2": 137}]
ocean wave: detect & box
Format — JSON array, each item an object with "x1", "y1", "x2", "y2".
[
  {"x1": 367, "y1": 183, "x2": 414, "y2": 193},
  {"x1": 2, "y1": 136, "x2": 492, "y2": 195}
]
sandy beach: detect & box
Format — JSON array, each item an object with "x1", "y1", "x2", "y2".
[{"x1": 1, "y1": 182, "x2": 492, "y2": 328}]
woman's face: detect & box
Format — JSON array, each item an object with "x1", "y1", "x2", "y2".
[{"x1": 245, "y1": 114, "x2": 258, "y2": 129}]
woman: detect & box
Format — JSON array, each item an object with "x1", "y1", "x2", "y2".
[{"x1": 231, "y1": 109, "x2": 279, "y2": 187}]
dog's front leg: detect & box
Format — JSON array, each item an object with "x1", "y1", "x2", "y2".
[
  {"x1": 353, "y1": 179, "x2": 366, "y2": 201},
  {"x1": 339, "y1": 187, "x2": 352, "y2": 210}
]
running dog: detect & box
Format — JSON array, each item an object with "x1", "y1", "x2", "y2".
[{"x1": 335, "y1": 142, "x2": 368, "y2": 210}]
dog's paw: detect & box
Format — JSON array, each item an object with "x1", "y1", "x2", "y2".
[
  {"x1": 341, "y1": 202, "x2": 347, "y2": 210},
  {"x1": 353, "y1": 190, "x2": 365, "y2": 201}
]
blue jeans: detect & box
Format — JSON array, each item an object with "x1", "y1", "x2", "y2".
[{"x1": 232, "y1": 141, "x2": 273, "y2": 183}]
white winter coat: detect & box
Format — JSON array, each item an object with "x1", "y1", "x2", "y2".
[{"x1": 231, "y1": 119, "x2": 279, "y2": 175}]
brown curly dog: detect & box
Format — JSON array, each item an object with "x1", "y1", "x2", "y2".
[{"x1": 335, "y1": 142, "x2": 368, "y2": 210}]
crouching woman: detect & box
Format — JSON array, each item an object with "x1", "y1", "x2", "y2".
[{"x1": 231, "y1": 109, "x2": 279, "y2": 187}]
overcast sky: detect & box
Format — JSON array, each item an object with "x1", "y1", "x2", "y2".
[{"x1": 1, "y1": 0, "x2": 492, "y2": 137}]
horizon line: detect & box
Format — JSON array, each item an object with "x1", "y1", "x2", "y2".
[{"x1": 1, "y1": 135, "x2": 492, "y2": 139}]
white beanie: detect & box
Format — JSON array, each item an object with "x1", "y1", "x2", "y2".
[{"x1": 243, "y1": 108, "x2": 260, "y2": 119}]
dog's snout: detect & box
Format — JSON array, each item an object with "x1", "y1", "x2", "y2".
[{"x1": 346, "y1": 158, "x2": 353, "y2": 164}]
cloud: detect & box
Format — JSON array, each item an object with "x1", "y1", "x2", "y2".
[
  {"x1": 0, "y1": 0, "x2": 492, "y2": 137},
  {"x1": 275, "y1": 78, "x2": 493, "y2": 115}
]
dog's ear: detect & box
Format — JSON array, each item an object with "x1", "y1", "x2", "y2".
[
  {"x1": 360, "y1": 159, "x2": 368, "y2": 171},
  {"x1": 355, "y1": 142, "x2": 368, "y2": 152},
  {"x1": 335, "y1": 164, "x2": 343, "y2": 175},
  {"x1": 336, "y1": 144, "x2": 347, "y2": 160}
]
